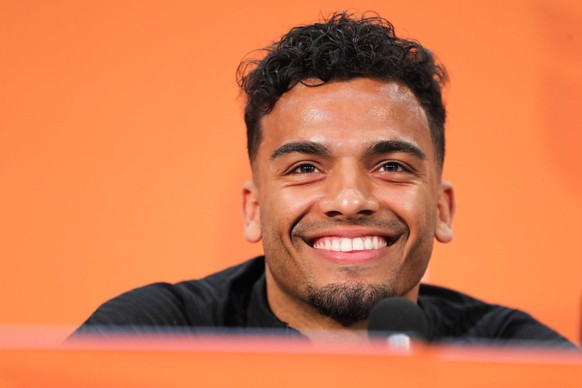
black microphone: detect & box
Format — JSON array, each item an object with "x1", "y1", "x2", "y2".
[{"x1": 367, "y1": 297, "x2": 429, "y2": 346}]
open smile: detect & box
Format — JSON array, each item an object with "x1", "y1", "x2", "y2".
[
  {"x1": 303, "y1": 233, "x2": 401, "y2": 265},
  {"x1": 313, "y1": 236, "x2": 385, "y2": 252},
  {"x1": 310, "y1": 235, "x2": 400, "y2": 252}
]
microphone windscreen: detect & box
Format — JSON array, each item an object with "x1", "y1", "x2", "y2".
[{"x1": 367, "y1": 297, "x2": 429, "y2": 340}]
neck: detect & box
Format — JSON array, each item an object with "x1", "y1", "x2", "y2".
[
  {"x1": 264, "y1": 266, "x2": 421, "y2": 342},
  {"x1": 265, "y1": 271, "x2": 373, "y2": 342}
]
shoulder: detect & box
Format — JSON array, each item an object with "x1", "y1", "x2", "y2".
[
  {"x1": 418, "y1": 284, "x2": 576, "y2": 348},
  {"x1": 73, "y1": 257, "x2": 266, "y2": 337},
  {"x1": 75, "y1": 282, "x2": 189, "y2": 333}
]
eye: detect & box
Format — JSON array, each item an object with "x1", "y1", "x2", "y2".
[
  {"x1": 290, "y1": 163, "x2": 319, "y2": 174},
  {"x1": 378, "y1": 161, "x2": 407, "y2": 173}
]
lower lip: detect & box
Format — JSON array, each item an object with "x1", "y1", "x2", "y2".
[{"x1": 312, "y1": 247, "x2": 386, "y2": 264}]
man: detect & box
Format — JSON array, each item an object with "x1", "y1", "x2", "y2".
[{"x1": 74, "y1": 12, "x2": 575, "y2": 347}]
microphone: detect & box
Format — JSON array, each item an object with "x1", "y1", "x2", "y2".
[{"x1": 367, "y1": 297, "x2": 429, "y2": 348}]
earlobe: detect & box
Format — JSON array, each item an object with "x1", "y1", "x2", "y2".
[
  {"x1": 242, "y1": 181, "x2": 262, "y2": 243},
  {"x1": 435, "y1": 182, "x2": 455, "y2": 243}
]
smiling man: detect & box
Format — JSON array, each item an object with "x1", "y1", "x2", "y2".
[
  {"x1": 74, "y1": 13, "x2": 574, "y2": 347},
  {"x1": 242, "y1": 79, "x2": 453, "y2": 336}
]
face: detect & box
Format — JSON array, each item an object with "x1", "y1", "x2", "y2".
[{"x1": 242, "y1": 78, "x2": 454, "y2": 330}]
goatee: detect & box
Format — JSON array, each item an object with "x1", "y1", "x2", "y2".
[{"x1": 306, "y1": 282, "x2": 396, "y2": 326}]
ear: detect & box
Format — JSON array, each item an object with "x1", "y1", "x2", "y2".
[
  {"x1": 434, "y1": 181, "x2": 455, "y2": 243},
  {"x1": 242, "y1": 181, "x2": 262, "y2": 243}
]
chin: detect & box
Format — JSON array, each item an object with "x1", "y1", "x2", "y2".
[{"x1": 305, "y1": 281, "x2": 396, "y2": 325}]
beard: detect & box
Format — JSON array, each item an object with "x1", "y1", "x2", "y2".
[{"x1": 306, "y1": 282, "x2": 396, "y2": 326}]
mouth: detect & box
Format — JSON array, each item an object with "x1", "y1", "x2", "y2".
[{"x1": 311, "y1": 235, "x2": 399, "y2": 252}]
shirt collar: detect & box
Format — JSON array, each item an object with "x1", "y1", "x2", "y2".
[{"x1": 246, "y1": 270, "x2": 303, "y2": 337}]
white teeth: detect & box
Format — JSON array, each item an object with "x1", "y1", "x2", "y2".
[
  {"x1": 364, "y1": 238, "x2": 373, "y2": 250},
  {"x1": 314, "y1": 236, "x2": 389, "y2": 252},
  {"x1": 352, "y1": 238, "x2": 364, "y2": 250},
  {"x1": 340, "y1": 238, "x2": 352, "y2": 252}
]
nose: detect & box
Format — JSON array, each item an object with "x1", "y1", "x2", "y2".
[{"x1": 318, "y1": 168, "x2": 379, "y2": 218}]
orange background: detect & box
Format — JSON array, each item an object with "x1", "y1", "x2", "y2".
[{"x1": 1, "y1": 0, "x2": 581, "y2": 343}]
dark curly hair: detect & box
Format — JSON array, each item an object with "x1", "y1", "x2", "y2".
[{"x1": 238, "y1": 12, "x2": 447, "y2": 167}]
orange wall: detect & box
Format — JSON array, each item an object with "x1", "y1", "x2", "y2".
[{"x1": 1, "y1": 0, "x2": 580, "y2": 343}]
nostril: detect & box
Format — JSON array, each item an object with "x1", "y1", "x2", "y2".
[
  {"x1": 319, "y1": 186, "x2": 379, "y2": 216},
  {"x1": 324, "y1": 210, "x2": 343, "y2": 218},
  {"x1": 324, "y1": 208, "x2": 375, "y2": 218}
]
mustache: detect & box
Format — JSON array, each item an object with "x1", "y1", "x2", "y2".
[{"x1": 292, "y1": 217, "x2": 408, "y2": 236}]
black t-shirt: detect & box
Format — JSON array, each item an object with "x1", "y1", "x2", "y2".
[{"x1": 73, "y1": 256, "x2": 576, "y2": 348}]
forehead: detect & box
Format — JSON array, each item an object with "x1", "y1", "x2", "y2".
[{"x1": 259, "y1": 78, "x2": 433, "y2": 158}]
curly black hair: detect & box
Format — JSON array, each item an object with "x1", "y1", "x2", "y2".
[{"x1": 238, "y1": 11, "x2": 447, "y2": 167}]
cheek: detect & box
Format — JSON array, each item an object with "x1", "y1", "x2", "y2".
[
  {"x1": 380, "y1": 185, "x2": 437, "y2": 231},
  {"x1": 261, "y1": 185, "x2": 321, "y2": 227}
]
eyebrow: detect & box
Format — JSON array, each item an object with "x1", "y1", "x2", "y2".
[
  {"x1": 270, "y1": 141, "x2": 331, "y2": 160},
  {"x1": 269, "y1": 139, "x2": 426, "y2": 161},
  {"x1": 364, "y1": 140, "x2": 426, "y2": 160}
]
